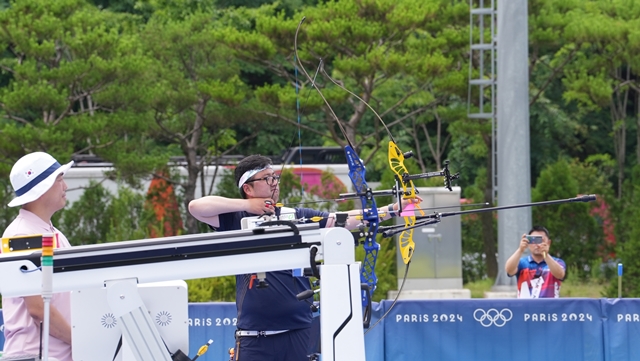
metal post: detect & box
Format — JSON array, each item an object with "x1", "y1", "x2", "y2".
[
  {"x1": 618, "y1": 263, "x2": 623, "y2": 298},
  {"x1": 493, "y1": 0, "x2": 532, "y2": 291}
]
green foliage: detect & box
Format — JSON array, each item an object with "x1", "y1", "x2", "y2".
[
  {"x1": 186, "y1": 276, "x2": 237, "y2": 302},
  {"x1": 58, "y1": 181, "x2": 114, "y2": 245},
  {"x1": 459, "y1": 167, "x2": 497, "y2": 281},
  {"x1": 447, "y1": 118, "x2": 492, "y2": 192},
  {"x1": 0, "y1": 0, "x2": 163, "y2": 186},
  {"x1": 605, "y1": 165, "x2": 640, "y2": 297},
  {"x1": 141, "y1": 0, "x2": 217, "y2": 21},
  {"x1": 0, "y1": 179, "x2": 20, "y2": 232},
  {"x1": 57, "y1": 182, "x2": 153, "y2": 245},
  {"x1": 464, "y1": 277, "x2": 494, "y2": 298},
  {"x1": 215, "y1": 168, "x2": 243, "y2": 199},
  {"x1": 104, "y1": 187, "x2": 154, "y2": 242},
  {"x1": 245, "y1": 0, "x2": 471, "y2": 166},
  {"x1": 141, "y1": 8, "x2": 265, "y2": 233},
  {"x1": 569, "y1": 154, "x2": 617, "y2": 196},
  {"x1": 532, "y1": 158, "x2": 603, "y2": 279}
]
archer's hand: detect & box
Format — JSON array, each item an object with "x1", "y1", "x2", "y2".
[
  {"x1": 400, "y1": 196, "x2": 423, "y2": 209},
  {"x1": 246, "y1": 198, "x2": 275, "y2": 215}
]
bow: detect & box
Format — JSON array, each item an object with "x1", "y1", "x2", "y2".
[
  {"x1": 294, "y1": 17, "x2": 380, "y2": 306},
  {"x1": 321, "y1": 69, "x2": 425, "y2": 265},
  {"x1": 321, "y1": 58, "x2": 462, "y2": 337},
  {"x1": 293, "y1": 16, "x2": 464, "y2": 335},
  {"x1": 320, "y1": 67, "x2": 438, "y2": 335}
]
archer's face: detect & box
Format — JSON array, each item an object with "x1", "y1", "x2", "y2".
[{"x1": 244, "y1": 169, "x2": 280, "y2": 202}]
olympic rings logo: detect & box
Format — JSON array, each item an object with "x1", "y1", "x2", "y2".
[{"x1": 473, "y1": 308, "x2": 513, "y2": 327}]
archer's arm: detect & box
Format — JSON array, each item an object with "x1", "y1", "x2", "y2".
[
  {"x1": 326, "y1": 197, "x2": 422, "y2": 231},
  {"x1": 189, "y1": 196, "x2": 274, "y2": 228}
]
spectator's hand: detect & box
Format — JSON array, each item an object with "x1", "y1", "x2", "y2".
[
  {"x1": 519, "y1": 234, "x2": 529, "y2": 252},
  {"x1": 538, "y1": 241, "x2": 550, "y2": 257},
  {"x1": 247, "y1": 198, "x2": 275, "y2": 215}
]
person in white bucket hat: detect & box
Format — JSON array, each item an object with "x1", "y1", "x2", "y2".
[{"x1": 1, "y1": 152, "x2": 74, "y2": 361}]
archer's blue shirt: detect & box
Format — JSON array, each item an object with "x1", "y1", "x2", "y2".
[{"x1": 215, "y1": 207, "x2": 329, "y2": 331}]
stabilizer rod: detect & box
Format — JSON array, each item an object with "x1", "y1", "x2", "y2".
[{"x1": 379, "y1": 194, "x2": 597, "y2": 237}]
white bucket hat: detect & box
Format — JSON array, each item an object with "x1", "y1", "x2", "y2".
[{"x1": 8, "y1": 152, "x2": 74, "y2": 207}]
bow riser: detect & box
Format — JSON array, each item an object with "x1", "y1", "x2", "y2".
[
  {"x1": 388, "y1": 141, "x2": 424, "y2": 264},
  {"x1": 344, "y1": 145, "x2": 380, "y2": 303}
]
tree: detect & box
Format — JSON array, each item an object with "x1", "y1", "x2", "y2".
[
  {"x1": 56, "y1": 181, "x2": 113, "y2": 245},
  {"x1": 56, "y1": 181, "x2": 154, "y2": 245},
  {"x1": 0, "y1": 179, "x2": 19, "y2": 233},
  {"x1": 606, "y1": 165, "x2": 640, "y2": 297},
  {"x1": 0, "y1": 0, "x2": 161, "y2": 178},
  {"x1": 556, "y1": 0, "x2": 640, "y2": 197},
  {"x1": 448, "y1": 116, "x2": 498, "y2": 278},
  {"x1": 229, "y1": 0, "x2": 471, "y2": 171},
  {"x1": 139, "y1": 9, "x2": 263, "y2": 233},
  {"x1": 528, "y1": 0, "x2": 588, "y2": 178},
  {"x1": 531, "y1": 158, "x2": 603, "y2": 278},
  {"x1": 145, "y1": 168, "x2": 184, "y2": 237}
]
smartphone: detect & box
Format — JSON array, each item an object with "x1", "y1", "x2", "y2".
[{"x1": 526, "y1": 235, "x2": 543, "y2": 244}]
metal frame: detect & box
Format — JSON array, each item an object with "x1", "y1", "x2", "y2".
[{"x1": 0, "y1": 224, "x2": 366, "y2": 361}]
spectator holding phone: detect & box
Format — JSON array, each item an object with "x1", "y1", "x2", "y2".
[{"x1": 505, "y1": 225, "x2": 566, "y2": 298}]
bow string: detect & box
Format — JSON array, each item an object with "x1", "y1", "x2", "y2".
[
  {"x1": 321, "y1": 68, "x2": 424, "y2": 265},
  {"x1": 294, "y1": 17, "x2": 380, "y2": 305}
]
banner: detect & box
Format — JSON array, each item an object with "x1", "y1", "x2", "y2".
[
  {"x1": 1, "y1": 299, "x2": 639, "y2": 360},
  {"x1": 601, "y1": 298, "x2": 640, "y2": 361},
  {"x1": 188, "y1": 302, "x2": 237, "y2": 359},
  {"x1": 381, "y1": 298, "x2": 603, "y2": 361}
]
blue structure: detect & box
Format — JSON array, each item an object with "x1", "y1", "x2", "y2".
[{"x1": 2, "y1": 299, "x2": 639, "y2": 360}]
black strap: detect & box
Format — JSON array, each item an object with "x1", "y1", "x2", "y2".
[
  {"x1": 39, "y1": 321, "x2": 43, "y2": 360},
  {"x1": 112, "y1": 336, "x2": 123, "y2": 361}
]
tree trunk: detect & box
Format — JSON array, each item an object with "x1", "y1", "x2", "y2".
[
  {"x1": 183, "y1": 100, "x2": 206, "y2": 234},
  {"x1": 184, "y1": 147, "x2": 201, "y2": 235}
]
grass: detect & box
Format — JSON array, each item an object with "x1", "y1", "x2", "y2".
[
  {"x1": 562, "y1": 277, "x2": 609, "y2": 298},
  {"x1": 465, "y1": 277, "x2": 610, "y2": 298},
  {"x1": 465, "y1": 278, "x2": 495, "y2": 298}
]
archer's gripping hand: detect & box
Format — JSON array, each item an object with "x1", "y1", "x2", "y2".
[
  {"x1": 399, "y1": 195, "x2": 423, "y2": 210},
  {"x1": 246, "y1": 198, "x2": 276, "y2": 215}
]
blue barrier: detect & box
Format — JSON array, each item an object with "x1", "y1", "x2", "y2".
[
  {"x1": 381, "y1": 299, "x2": 604, "y2": 361},
  {"x1": 1, "y1": 299, "x2": 640, "y2": 360},
  {"x1": 601, "y1": 298, "x2": 640, "y2": 361}
]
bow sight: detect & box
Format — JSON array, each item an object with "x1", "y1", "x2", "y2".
[
  {"x1": 337, "y1": 160, "x2": 461, "y2": 205},
  {"x1": 398, "y1": 160, "x2": 460, "y2": 195}
]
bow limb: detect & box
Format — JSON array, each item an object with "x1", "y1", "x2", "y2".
[
  {"x1": 322, "y1": 68, "x2": 423, "y2": 264},
  {"x1": 295, "y1": 18, "x2": 380, "y2": 302}
]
